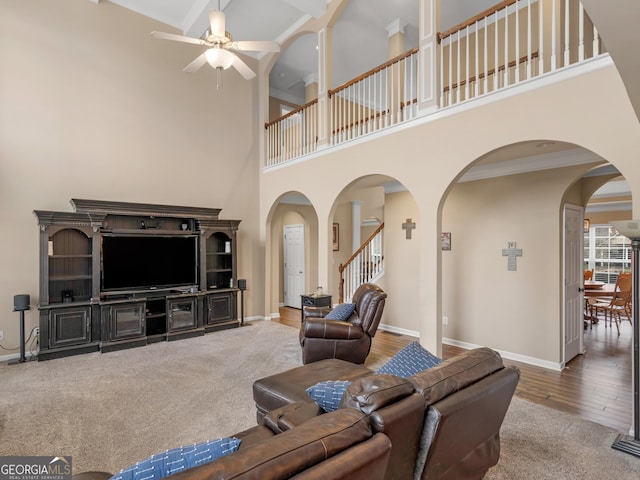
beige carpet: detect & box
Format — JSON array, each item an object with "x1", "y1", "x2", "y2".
[{"x1": 1, "y1": 320, "x2": 639, "y2": 479}]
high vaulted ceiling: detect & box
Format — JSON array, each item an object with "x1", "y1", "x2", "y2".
[{"x1": 101, "y1": 0, "x2": 501, "y2": 103}]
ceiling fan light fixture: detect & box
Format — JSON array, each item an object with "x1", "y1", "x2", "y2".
[{"x1": 205, "y1": 48, "x2": 235, "y2": 70}]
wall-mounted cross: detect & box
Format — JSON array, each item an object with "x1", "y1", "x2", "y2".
[
  {"x1": 402, "y1": 219, "x2": 416, "y2": 239},
  {"x1": 502, "y1": 241, "x2": 523, "y2": 271}
]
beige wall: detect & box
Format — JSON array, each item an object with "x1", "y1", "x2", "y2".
[
  {"x1": 379, "y1": 191, "x2": 420, "y2": 335},
  {"x1": 260, "y1": 61, "x2": 640, "y2": 364},
  {"x1": 0, "y1": 0, "x2": 263, "y2": 353},
  {"x1": 441, "y1": 166, "x2": 597, "y2": 362}
]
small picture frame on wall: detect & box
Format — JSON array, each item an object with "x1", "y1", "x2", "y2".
[
  {"x1": 583, "y1": 218, "x2": 590, "y2": 233},
  {"x1": 441, "y1": 232, "x2": 451, "y2": 251},
  {"x1": 332, "y1": 223, "x2": 340, "y2": 251}
]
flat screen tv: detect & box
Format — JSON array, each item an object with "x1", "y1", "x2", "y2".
[{"x1": 102, "y1": 235, "x2": 198, "y2": 291}]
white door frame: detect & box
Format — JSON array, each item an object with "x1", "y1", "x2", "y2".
[
  {"x1": 283, "y1": 224, "x2": 305, "y2": 308},
  {"x1": 563, "y1": 204, "x2": 585, "y2": 366}
]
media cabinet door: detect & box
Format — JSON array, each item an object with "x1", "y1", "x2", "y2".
[
  {"x1": 107, "y1": 302, "x2": 146, "y2": 340},
  {"x1": 167, "y1": 297, "x2": 197, "y2": 331},
  {"x1": 48, "y1": 306, "x2": 91, "y2": 348},
  {"x1": 205, "y1": 292, "x2": 237, "y2": 328}
]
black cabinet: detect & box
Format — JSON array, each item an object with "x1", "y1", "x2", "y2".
[
  {"x1": 167, "y1": 295, "x2": 202, "y2": 341},
  {"x1": 35, "y1": 200, "x2": 241, "y2": 360},
  {"x1": 300, "y1": 294, "x2": 332, "y2": 321},
  {"x1": 205, "y1": 291, "x2": 238, "y2": 332},
  {"x1": 38, "y1": 304, "x2": 99, "y2": 360},
  {"x1": 100, "y1": 300, "x2": 147, "y2": 353},
  {"x1": 48, "y1": 305, "x2": 92, "y2": 348}
]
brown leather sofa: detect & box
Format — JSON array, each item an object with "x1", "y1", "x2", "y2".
[
  {"x1": 300, "y1": 283, "x2": 387, "y2": 364},
  {"x1": 253, "y1": 347, "x2": 520, "y2": 480},
  {"x1": 73, "y1": 409, "x2": 392, "y2": 480}
]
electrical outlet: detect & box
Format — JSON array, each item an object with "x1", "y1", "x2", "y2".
[
  {"x1": 34, "y1": 327, "x2": 40, "y2": 336},
  {"x1": 442, "y1": 316, "x2": 449, "y2": 326},
  {"x1": 0, "y1": 330, "x2": 3, "y2": 340}
]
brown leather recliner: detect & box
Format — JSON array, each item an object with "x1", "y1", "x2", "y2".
[{"x1": 299, "y1": 283, "x2": 387, "y2": 364}]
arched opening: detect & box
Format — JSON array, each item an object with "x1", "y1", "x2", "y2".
[
  {"x1": 265, "y1": 191, "x2": 318, "y2": 317},
  {"x1": 439, "y1": 139, "x2": 632, "y2": 430}
]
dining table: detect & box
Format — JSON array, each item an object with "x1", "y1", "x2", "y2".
[{"x1": 584, "y1": 280, "x2": 616, "y2": 297}]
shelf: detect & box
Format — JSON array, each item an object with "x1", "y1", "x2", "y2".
[
  {"x1": 49, "y1": 254, "x2": 92, "y2": 259},
  {"x1": 207, "y1": 268, "x2": 232, "y2": 273},
  {"x1": 146, "y1": 313, "x2": 166, "y2": 319},
  {"x1": 50, "y1": 275, "x2": 92, "y2": 281},
  {"x1": 207, "y1": 252, "x2": 232, "y2": 256}
]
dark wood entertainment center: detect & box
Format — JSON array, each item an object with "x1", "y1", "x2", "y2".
[{"x1": 34, "y1": 199, "x2": 241, "y2": 361}]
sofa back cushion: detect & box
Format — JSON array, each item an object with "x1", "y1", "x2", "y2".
[
  {"x1": 168, "y1": 409, "x2": 372, "y2": 480},
  {"x1": 351, "y1": 283, "x2": 386, "y2": 334},
  {"x1": 409, "y1": 347, "x2": 504, "y2": 406},
  {"x1": 341, "y1": 374, "x2": 414, "y2": 415}
]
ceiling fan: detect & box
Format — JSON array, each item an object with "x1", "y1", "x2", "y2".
[{"x1": 151, "y1": 4, "x2": 280, "y2": 81}]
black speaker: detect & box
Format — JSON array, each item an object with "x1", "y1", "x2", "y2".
[
  {"x1": 13, "y1": 294, "x2": 30, "y2": 312},
  {"x1": 237, "y1": 279, "x2": 247, "y2": 291}
]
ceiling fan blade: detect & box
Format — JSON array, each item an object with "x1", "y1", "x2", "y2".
[
  {"x1": 231, "y1": 56, "x2": 256, "y2": 80},
  {"x1": 151, "y1": 31, "x2": 206, "y2": 46},
  {"x1": 209, "y1": 10, "x2": 226, "y2": 37},
  {"x1": 183, "y1": 53, "x2": 208, "y2": 73},
  {"x1": 233, "y1": 41, "x2": 280, "y2": 53}
]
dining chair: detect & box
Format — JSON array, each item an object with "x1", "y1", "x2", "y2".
[
  {"x1": 589, "y1": 273, "x2": 633, "y2": 335},
  {"x1": 584, "y1": 269, "x2": 594, "y2": 281}
]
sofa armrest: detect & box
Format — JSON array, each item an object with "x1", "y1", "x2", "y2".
[
  {"x1": 303, "y1": 306, "x2": 332, "y2": 319},
  {"x1": 303, "y1": 319, "x2": 364, "y2": 340},
  {"x1": 262, "y1": 401, "x2": 323, "y2": 433}
]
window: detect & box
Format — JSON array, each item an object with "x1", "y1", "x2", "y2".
[{"x1": 584, "y1": 224, "x2": 631, "y2": 283}]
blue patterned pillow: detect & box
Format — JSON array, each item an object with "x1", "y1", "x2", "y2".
[
  {"x1": 324, "y1": 303, "x2": 356, "y2": 321},
  {"x1": 109, "y1": 437, "x2": 241, "y2": 480},
  {"x1": 306, "y1": 380, "x2": 352, "y2": 412},
  {"x1": 376, "y1": 341, "x2": 442, "y2": 377}
]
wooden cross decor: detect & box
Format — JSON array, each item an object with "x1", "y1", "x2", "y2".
[
  {"x1": 502, "y1": 242, "x2": 522, "y2": 271},
  {"x1": 402, "y1": 219, "x2": 416, "y2": 239}
]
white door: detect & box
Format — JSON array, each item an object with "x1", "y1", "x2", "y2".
[
  {"x1": 284, "y1": 224, "x2": 305, "y2": 308},
  {"x1": 564, "y1": 205, "x2": 584, "y2": 364}
]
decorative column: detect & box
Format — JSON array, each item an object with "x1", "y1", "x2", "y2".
[
  {"x1": 316, "y1": 26, "x2": 332, "y2": 148},
  {"x1": 351, "y1": 201, "x2": 363, "y2": 253},
  {"x1": 418, "y1": 0, "x2": 440, "y2": 113}
]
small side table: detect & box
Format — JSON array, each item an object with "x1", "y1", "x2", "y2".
[{"x1": 300, "y1": 294, "x2": 332, "y2": 322}]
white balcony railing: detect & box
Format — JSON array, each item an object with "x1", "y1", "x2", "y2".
[
  {"x1": 329, "y1": 48, "x2": 419, "y2": 145},
  {"x1": 265, "y1": 0, "x2": 605, "y2": 168}
]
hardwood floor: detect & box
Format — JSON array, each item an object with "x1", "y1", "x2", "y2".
[{"x1": 276, "y1": 307, "x2": 633, "y2": 433}]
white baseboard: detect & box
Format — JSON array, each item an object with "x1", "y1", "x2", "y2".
[
  {"x1": 378, "y1": 324, "x2": 419, "y2": 338},
  {"x1": 443, "y1": 337, "x2": 563, "y2": 371}
]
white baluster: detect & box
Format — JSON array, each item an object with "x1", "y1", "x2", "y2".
[
  {"x1": 578, "y1": 1, "x2": 585, "y2": 61},
  {"x1": 484, "y1": 16, "x2": 488, "y2": 94},
  {"x1": 527, "y1": 0, "x2": 532, "y2": 79},
  {"x1": 494, "y1": 11, "x2": 499, "y2": 91},
  {"x1": 515, "y1": 0, "x2": 520, "y2": 83},
  {"x1": 465, "y1": 25, "x2": 470, "y2": 100},
  {"x1": 564, "y1": 0, "x2": 570, "y2": 67},
  {"x1": 504, "y1": 2, "x2": 509, "y2": 87},
  {"x1": 539, "y1": 0, "x2": 545, "y2": 74},
  {"x1": 551, "y1": 0, "x2": 557, "y2": 70}
]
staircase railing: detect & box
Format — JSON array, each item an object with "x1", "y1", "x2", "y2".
[{"x1": 338, "y1": 223, "x2": 384, "y2": 303}]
